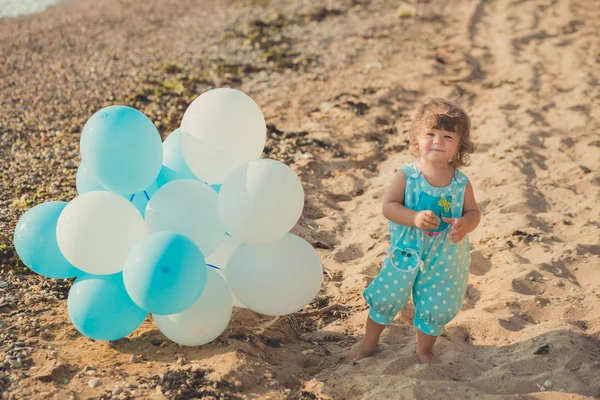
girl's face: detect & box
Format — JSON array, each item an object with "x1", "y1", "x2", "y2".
[{"x1": 416, "y1": 128, "x2": 460, "y2": 165}]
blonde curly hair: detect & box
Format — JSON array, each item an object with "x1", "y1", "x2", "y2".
[{"x1": 409, "y1": 97, "x2": 476, "y2": 168}]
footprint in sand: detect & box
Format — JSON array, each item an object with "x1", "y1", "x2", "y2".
[
  {"x1": 333, "y1": 244, "x2": 364, "y2": 262},
  {"x1": 469, "y1": 249, "x2": 492, "y2": 276}
]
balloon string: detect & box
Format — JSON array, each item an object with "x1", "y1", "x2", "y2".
[
  {"x1": 206, "y1": 263, "x2": 221, "y2": 270},
  {"x1": 129, "y1": 192, "x2": 150, "y2": 202}
]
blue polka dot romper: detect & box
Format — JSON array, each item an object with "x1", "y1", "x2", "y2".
[{"x1": 363, "y1": 162, "x2": 471, "y2": 336}]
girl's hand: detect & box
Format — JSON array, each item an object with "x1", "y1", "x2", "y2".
[
  {"x1": 442, "y1": 217, "x2": 467, "y2": 242},
  {"x1": 415, "y1": 210, "x2": 439, "y2": 231}
]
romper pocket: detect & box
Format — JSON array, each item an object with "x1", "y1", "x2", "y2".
[
  {"x1": 387, "y1": 246, "x2": 423, "y2": 272},
  {"x1": 363, "y1": 247, "x2": 422, "y2": 316}
]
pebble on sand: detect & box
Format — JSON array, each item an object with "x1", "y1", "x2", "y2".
[
  {"x1": 88, "y1": 379, "x2": 100, "y2": 389},
  {"x1": 395, "y1": 4, "x2": 416, "y2": 18}
]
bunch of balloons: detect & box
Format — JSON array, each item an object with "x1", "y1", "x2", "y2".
[{"x1": 13, "y1": 88, "x2": 323, "y2": 346}]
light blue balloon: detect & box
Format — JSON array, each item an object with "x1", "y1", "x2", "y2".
[
  {"x1": 76, "y1": 161, "x2": 158, "y2": 217},
  {"x1": 123, "y1": 232, "x2": 208, "y2": 315},
  {"x1": 76, "y1": 163, "x2": 105, "y2": 194},
  {"x1": 80, "y1": 106, "x2": 163, "y2": 194},
  {"x1": 14, "y1": 202, "x2": 81, "y2": 279},
  {"x1": 156, "y1": 128, "x2": 199, "y2": 188},
  {"x1": 68, "y1": 273, "x2": 148, "y2": 341}
]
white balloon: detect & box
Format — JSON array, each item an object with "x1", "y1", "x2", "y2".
[
  {"x1": 56, "y1": 191, "x2": 145, "y2": 275},
  {"x1": 206, "y1": 236, "x2": 246, "y2": 308},
  {"x1": 205, "y1": 235, "x2": 241, "y2": 268},
  {"x1": 218, "y1": 159, "x2": 304, "y2": 244},
  {"x1": 145, "y1": 180, "x2": 225, "y2": 255},
  {"x1": 226, "y1": 234, "x2": 323, "y2": 316},
  {"x1": 213, "y1": 266, "x2": 247, "y2": 309},
  {"x1": 180, "y1": 88, "x2": 266, "y2": 184},
  {"x1": 230, "y1": 292, "x2": 247, "y2": 308},
  {"x1": 154, "y1": 268, "x2": 233, "y2": 346}
]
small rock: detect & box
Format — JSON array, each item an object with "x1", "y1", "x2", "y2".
[
  {"x1": 130, "y1": 354, "x2": 138, "y2": 363},
  {"x1": 395, "y1": 3, "x2": 416, "y2": 18},
  {"x1": 528, "y1": 276, "x2": 535, "y2": 281},
  {"x1": 85, "y1": 370, "x2": 96, "y2": 376},
  {"x1": 0, "y1": 282, "x2": 8, "y2": 288},
  {"x1": 534, "y1": 344, "x2": 550, "y2": 355},
  {"x1": 365, "y1": 62, "x2": 383, "y2": 72},
  {"x1": 151, "y1": 338, "x2": 163, "y2": 346},
  {"x1": 320, "y1": 102, "x2": 333, "y2": 113},
  {"x1": 190, "y1": 363, "x2": 204, "y2": 372},
  {"x1": 176, "y1": 357, "x2": 186, "y2": 365},
  {"x1": 84, "y1": 363, "x2": 97, "y2": 371},
  {"x1": 88, "y1": 378, "x2": 100, "y2": 389},
  {"x1": 543, "y1": 380, "x2": 553, "y2": 388},
  {"x1": 233, "y1": 379, "x2": 244, "y2": 389},
  {"x1": 112, "y1": 387, "x2": 123, "y2": 396},
  {"x1": 554, "y1": 281, "x2": 565, "y2": 287}
]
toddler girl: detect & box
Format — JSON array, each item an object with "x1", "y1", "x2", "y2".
[{"x1": 349, "y1": 97, "x2": 481, "y2": 363}]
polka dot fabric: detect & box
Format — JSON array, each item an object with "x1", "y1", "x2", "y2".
[{"x1": 363, "y1": 162, "x2": 470, "y2": 336}]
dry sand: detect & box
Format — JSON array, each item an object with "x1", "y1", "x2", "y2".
[{"x1": 1, "y1": 0, "x2": 599, "y2": 399}]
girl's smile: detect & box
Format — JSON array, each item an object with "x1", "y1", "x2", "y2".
[{"x1": 417, "y1": 128, "x2": 459, "y2": 163}]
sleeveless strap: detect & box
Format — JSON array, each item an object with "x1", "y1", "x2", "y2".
[
  {"x1": 398, "y1": 163, "x2": 420, "y2": 180},
  {"x1": 397, "y1": 163, "x2": 420, "y2": 210},
  {"x1": 453, "y1": 169, "x2": 469, "y2": 187}
]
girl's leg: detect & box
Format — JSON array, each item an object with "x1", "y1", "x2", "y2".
[
  {"x1": 416, "y1": 330, "x2": 438, "y2": 363},
  {"x1": 348, "y1": 316, "x2": 386, "y2": 362}
]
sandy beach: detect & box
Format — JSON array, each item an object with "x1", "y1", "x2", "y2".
[{"x1": 1, "y1": 0, "x2": 599, "y2": 398}]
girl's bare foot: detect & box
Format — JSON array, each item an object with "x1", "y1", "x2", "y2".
[
  {"x1": 416, "y1": 350, "x2": 434, "y2": 364},
  {"x1": 416, "y1": 330, "x2": 437, "y2": 364},
  {"x1": 347, "y1": 340, "x2": 376, "y2": 363},
  {"x1": 347, "y1": 317, "x2": 386, "y2": 363}
]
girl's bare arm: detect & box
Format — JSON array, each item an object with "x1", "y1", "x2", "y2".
[
  {"x1": 382, "y1": 171, "x2": 438, "y2": 229},
  {"x1": 459, "y1": 181, "x2": 481, "y2": 232}
]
